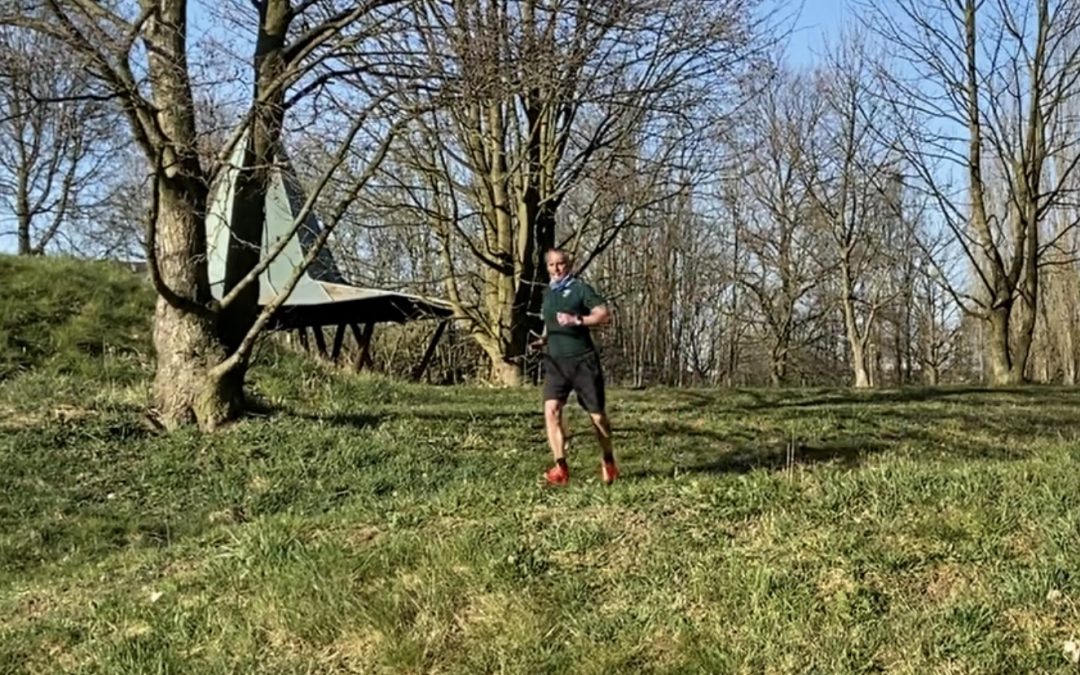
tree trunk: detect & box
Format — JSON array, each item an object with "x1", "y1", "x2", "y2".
[
  {"x1": 144, "y1": 0, "x2": 240, "y2": 430},
  {"x1": 153, "y1": 301, "x2": 216, "y2": 427},
  {"x1": 986, "y1": 304, "x2": 1022, "y2": 386},
  {"x1": 475, "y1": 331, "x2": 523, "y2": 387},
  {"x1": 490, "y1": 358, "x2": 522, "y2": 387},
  {"x1": 219, "y1": 131, "x2": 263, "y2": 353},
  {"x1": 220, "y1": 0, "x2": 288, "y2": 353},
  {"x1": 850, "y1": 339, "x2": 872, "y2": 388},
  {"x1": 840, "y1": 283, "x2": 873, "y2": 389},
  {"x1": 159, "y1": 0, "x2": 291, "y2": 430},
  {"x1": 844, "y1": 320, "x2": 873, "y2": 389},
  {"x1": 1008, "y1": 226, "x2": 1039, "y2": 383},
  {"x1": 925, "y1": 363, "x2": 939, "y2": 386},
  {"x1": 1009, "y1": 298, "x2": 1036, "y2": 385},
  {"x1": 153, "y1": 304, "x2": 243, "y2": 429},
  {"x1": 1064, "y1": 320, "x2": 1078, "y2": 385},
  {"x1": 769, "y1": 341, "x2": 787, "y2": 387},
  {"x1": 16, "y1": 180, "x2": 31, "y2": 255},
  {"x1": 150, "y1": 185, "x2": 241, "y2": 430}
]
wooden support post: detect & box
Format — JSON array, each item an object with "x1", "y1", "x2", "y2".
[
  {"x1": 296, "y1": 327, "x2": 309, "y2": 352},
  {"x1": 360, "y1": 322, "x2": 375, "y2": 368},
  {"x1": 412, "y1": 320, "x2": 448, "y2": 381},
  {"x1": 348, "y1": 324, "x2": 363, "y2": 370},
  {"x1": 312, "y1": 326, "x2": 329, "y2": 358},
  {"x1": 349, "y1": 322, "x2": 375, "y2": 371},
  {"x1": 331, "y1": 323, "x2": 347, "y2": 362}
]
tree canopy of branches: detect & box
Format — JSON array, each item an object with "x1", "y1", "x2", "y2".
[
  {"x1": 0, "y1": 26, "x2": 124, "y2": 256},
  {"x1": 3, "y1": 0, "x2": 416, "y2": 429},
  {"x1": 864, "y1": 0, "x2": 1080, "y2": 385},
  {"x1": 364, "y1": 0, "x2": 777, "y2": 384}
]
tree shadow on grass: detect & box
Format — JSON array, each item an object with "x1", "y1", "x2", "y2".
[
  {"x1": 11, "y1": 407, "x2": 166, "y2": 444},
  {"x1": 292, "y1": 411, "x2": 386, "y2": 430},
  {"x1": 403, "y1": 409, "x2": 545, "y2": 439},
  {"x1": 626, "y1": 417, "x2": 888, "y2": 479},
  {"x1": 407, "y1": 408, "x2": 538, "y2": 423},
  {"x1": 673, "y1": 438, "x2": 888, "y2": 476},
  {"x1": 623, "y1": 403, "x2": 1057, "y2": 480},
  {"x1": 738, "y1": 385, "x2": 1080, "y2": 411},
  {"x1": 641, "y1": 385, "x2": 1080, "y2": 418}
]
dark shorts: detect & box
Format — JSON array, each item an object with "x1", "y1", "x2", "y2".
[{"x1": 542, "y1": 353, "x2": 606, "y2": 413}]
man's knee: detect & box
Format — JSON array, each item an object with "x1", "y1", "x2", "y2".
[
  {"x1": 544, "y1": 399, "x2": 564, "y2": 421},
  {"x1": 589, "y1": 412, "x2": 611, "y2": 435}
]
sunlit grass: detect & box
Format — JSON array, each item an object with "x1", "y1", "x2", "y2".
[
  {"x1": 3, "y1": 363, "x2": 1080, "y2": 673},
  {"x1": 3, "y1": 254, "x2": 1080, "y2": 673}
]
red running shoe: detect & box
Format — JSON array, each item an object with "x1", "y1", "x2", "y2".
[
  {"x1": 545, "y1": 464, "x2": 569, "y2": 486},
  {"x1": 601, "y1": 460, "x2": 619, "y2": 485}
]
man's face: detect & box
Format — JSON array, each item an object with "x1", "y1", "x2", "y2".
[{"x1": 546, "y1": 253, "x2": 570, "y2": 282}]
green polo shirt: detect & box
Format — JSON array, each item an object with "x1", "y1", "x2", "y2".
[{"x1": 541, "y1": 277, "x2": 607, "y2": 359}]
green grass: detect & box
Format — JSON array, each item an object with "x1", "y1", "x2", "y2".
[
  {"x1": 0, "y1": 255, "x2": 153, "y2": 382},
  {"x1": 4, "y1": 367, "x2": 1080, "y2": 673},
  {"x1": 2, "y1": 256, "x2": 1080, "y2": 672}
]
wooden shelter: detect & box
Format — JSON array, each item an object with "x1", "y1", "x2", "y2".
[{"x1": 204, "y1": 132, "x2": 452, "y2": 379}]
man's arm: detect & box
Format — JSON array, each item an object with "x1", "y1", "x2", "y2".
[
  {"x1": 581, "y1": 304, "x2": 611, "y2": 327},
  {"x1": 557, "y1": 304, "x2": 611, "y2": 327}
]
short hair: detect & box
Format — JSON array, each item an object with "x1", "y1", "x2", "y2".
[{"x1": 544, "y1": 247, "x2": 572, "y2": 264}]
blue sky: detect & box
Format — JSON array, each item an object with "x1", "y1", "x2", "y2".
[{"x1": 787, "y1": 0, "x2": 851, "y2": 67}]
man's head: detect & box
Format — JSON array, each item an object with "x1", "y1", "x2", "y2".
[{"x1": 545, "y1": 248, "x2": 572, "y2": 282}]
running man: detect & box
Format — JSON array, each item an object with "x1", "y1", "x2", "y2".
[{"x1": 529, "y1": 248, "x2": 618, "y2": 486}]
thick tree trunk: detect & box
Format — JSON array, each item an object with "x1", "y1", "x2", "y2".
[
  {"x1": 840, "y1": 284, "x2": 873, "y2": 389},
  {"x1": 769, "y1": 341, "x2": 787, "y2": 387},
  {"x1": 150, "y1": 183, "x2": 241, "y2": 430},
  {"x1": 151, "y1": 0, "x2": 294, "y2": 430},
  {"x1": 196, "y1": 367, "x2": 247, "y2": 431},
  {"x1": 220, "y1": 130, "x2": 263, "y2": 353},
  {"x1": 490, "y1": 358, "x2": 522, "y2": 387},
  {"x1": 476, "y1": 331, "x2": 523, "y2": 387},
  {"x1": 512, "y1": 203, "x2": 554, "y2": 364},
  {"x1": 1008, "y1": 243, "x2": 1038, "y2": 383},
  {"x1": 153, "y1": 303, "x2": 242, "y2": 429},
  {"x1": 850, "y1": 341, "x2": 872, "y2": 389},
  {"x1": 143, "y1": 0, "x2": 243, "y2": 431},
  {"x1": 925, "y1": 363, "x2": 940, "y2": 386},
  {"x1": 482, "y1": 344, "x2": 523, "y2": 387},
  {"x1": 986, "y1": 305, "x2": 1022, "y2": 386},
  {"x1": 221, "y1": 0, "x2": 288, "y2": 353}
]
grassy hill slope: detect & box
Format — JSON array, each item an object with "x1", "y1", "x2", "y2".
[
  {"x1": 2, "y1": 257, "x2": 1080, "y2": 673},
  {"x1": 0, "y1": 255, "x2": 153, "y2": 381}
]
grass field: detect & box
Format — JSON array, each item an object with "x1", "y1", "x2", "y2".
[{"x1": 2, "y1": 257, "x2": 1080, "y2": 673}]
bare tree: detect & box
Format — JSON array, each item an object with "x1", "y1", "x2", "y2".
[
  {"x1": 1028, "y1": 70, "x2": 1080, "y2": 384},
  {"x1": 1031, "y1": 205, "x2": 1080, "y2": 382},
  {"x1": 374, "y1": 0, "x2": 776, "y2": 385},
  {"x1": 4, "y1": 0, "x2": 415, "y2": 429},
  {"x1": 597, "y1": 168, "x2": 720, "y2": 387},
  {"x1": 801, "y1": 37, "x2": 902, "y2": 388},
  {"x1": 906, "y1": 224, "x2": 964, "y2": 385},
  {"x1": 738, "y1": 69, "x2": 826, "y2": 385},
  {"x1": 863, "y1": 0, "x2": 1080, "y2": 385},
  {"x1": 65, "y1": 143, "x2": 148, "y2": 259},
  {"x1": 0, "y1": 26, "x2": 122, "y2": 256}
]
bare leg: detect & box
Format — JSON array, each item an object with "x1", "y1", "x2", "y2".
[
  {"x1": 544, "y1": 399, "x2": 567, "y2": 462},
  {"x1": 589, "y1": 412, "x2": 614, "y2": 461},
  {"x1": 561, "y1": 408, "x2": 572, "y2": 454}
]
